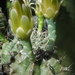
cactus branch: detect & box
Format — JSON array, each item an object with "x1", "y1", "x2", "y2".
[{"x1": 46, "y1": 19, "x2": 56, "y2": 51}]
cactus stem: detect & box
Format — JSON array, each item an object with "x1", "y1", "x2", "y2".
[
  {"x1": 37, "y1": 17, "x2": 44, "y2": 32},
  {"x1": 46, "y1": 19, "x2": 56, "y2": 51}
]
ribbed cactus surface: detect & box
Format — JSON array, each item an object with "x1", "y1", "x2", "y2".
[{"x1": 1, "y1": 28, "x2": 70, "y2": 75}]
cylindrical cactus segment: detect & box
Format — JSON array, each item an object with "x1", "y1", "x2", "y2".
[
  {"x1": 1, "y1": 38, "x2": 18, "y2": 65},
  {"x1": 46, "y1": 19, "x2": 56, "y2": 51},
  {"x1": 38, "y1": 17, "x2": 44, "y2": 32},
  {"x1": 9, "y1": 38, "x2": 35, "y2": 75},
  {"x1": 10, "y1": 53, "x2": 34, "y2": 75},
  {"x1": 40, "y1": 59, "x2": 54, "y2": 75},
  {"x1": 1, "y1": 38, "x2": 35, "y2": 75},
  {"x1": 24, "y1": 62, "x2": 34, "y2": 75},
  {"x1": 48, "y1": 57, "x2": 70, "y2": 74},
  {"x1": 20, "y1": 39, "x2": 34, "y2": 60}
]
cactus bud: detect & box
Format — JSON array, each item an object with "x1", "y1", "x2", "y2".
[
  {"x1": 36, "y1": 0, "x2": 61, "y2": 19},
  {"x1": 35, "y1": 2, "x2": 43, "y2": 17},
  {"x1": 9, "y1": 0, "x2": 33, "y2": 40}
]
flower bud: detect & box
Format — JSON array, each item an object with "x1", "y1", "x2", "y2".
[
  {"x1": 9, "y1": 0, "x2": 33, "y2": 40},
  {"x1": 36, "y1": 0, "x2": 61, "y2": 19},
  {"x1": 35, "y1": 2, "x2": 43, "y2": 17}
]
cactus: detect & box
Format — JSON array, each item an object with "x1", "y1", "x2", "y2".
[
  {"x1": 31, "y1": 0, "x2": 71, "y2": 75},
  {"x1": 35, "y1": 0, "x2": 44, "y2": 32},
  {"x1": 1, "y1": 0, "x2": 35, "y2": 75},
  {"x1": 0, "y1": 0, "x2": 72, "y2": 75}
]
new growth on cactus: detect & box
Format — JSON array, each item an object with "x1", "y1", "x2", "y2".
[
  {"x1": 33, "y1": 0, "x2": 44, "y2": 32},
  {"x1": 34, "y1": 0, "x2": 63, "y2": 32}
]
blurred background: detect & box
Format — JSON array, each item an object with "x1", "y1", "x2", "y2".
[{"x1": 55, "y1": 0, "x2": 75, "y2": 74}]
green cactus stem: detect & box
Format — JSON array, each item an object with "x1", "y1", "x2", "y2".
[
  {"x1": 48, "y1": 57, "x2": 70, "y2": 74},
  {"x1": 1, "y1": 38, "x2": 18, "y2": 64},
  {"x1": 37, "y1": 17, "x2": 44, "y2": 32},
  {"x1": 46, "y1": 19, "x2": 56, "y2": 51},
  {"x1": 1, "y1": 37, "x2": 35, "y2": 64},
  {"x1": 9, "y1": 39, "x2": 35, "y2": 75},
  {"x1": 40, "y1": 59, "x2": 53, "y2": 75},
  {"x1": 20, "y1": 39, "x2": 35, "y2": 60}
]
